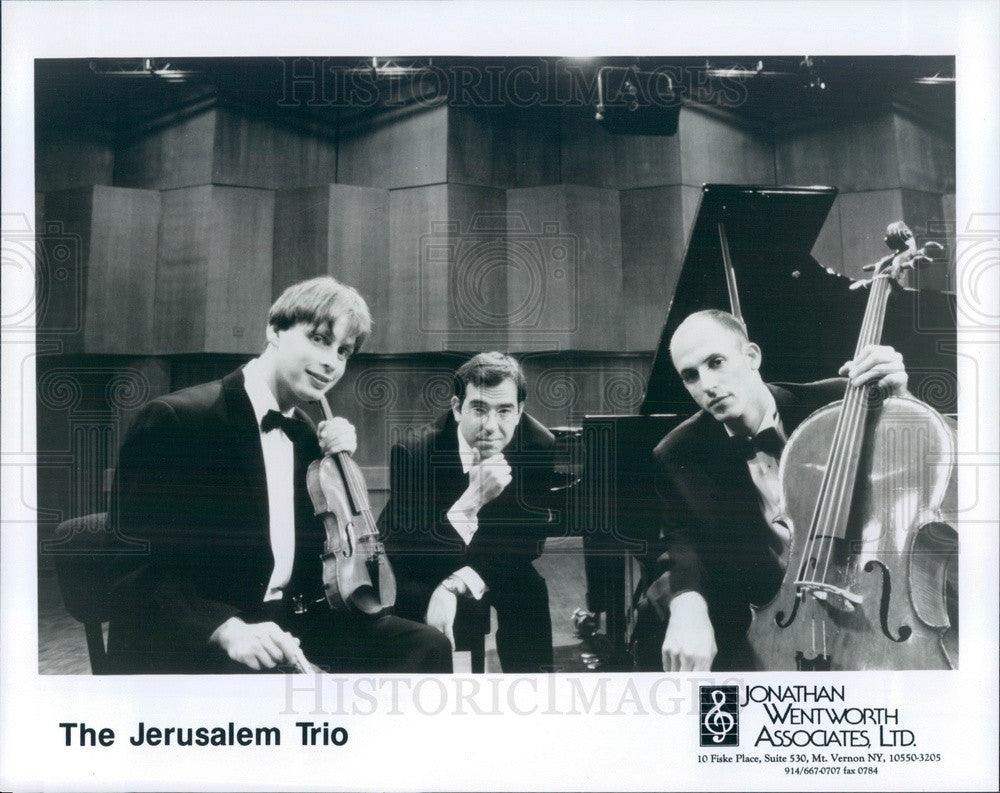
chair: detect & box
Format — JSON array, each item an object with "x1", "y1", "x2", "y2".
[
  {"x1": 49, "y1": 513, "x2": 145, "y2": 674},
  {"x1": 453, "y1": 596, "x2": 490, "y2": 673}
]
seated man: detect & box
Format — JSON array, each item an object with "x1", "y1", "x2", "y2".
[
  {"x1": 379, "y1": 352, "x2": 564, "y2": 673},
  {"x1": 109, "y1": 276, "x2": 451, "y2": 673},
  {"x1": 636, "y1": 309, "x2": 913, "y2": 672}
]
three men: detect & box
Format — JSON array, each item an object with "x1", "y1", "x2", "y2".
[
  {"x1": 110, "y1": 277, "x2": 451, "y2": 673},
  {"x1": 379, "y1": 352, "x2": 563, "y2": 673},
  {"x1": 636, "y1": 309, "x2": 911, "y2": 672}
]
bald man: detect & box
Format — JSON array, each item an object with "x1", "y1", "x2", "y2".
[{"x1": 635, "y1": 309, "x2": 909, "y2": 672}]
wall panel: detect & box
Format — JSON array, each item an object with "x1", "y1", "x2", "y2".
[
  {"x1": 338, "y1": 106, "x2": 448, "y2": 188},
  {"x1": 272, "y1": 185, "x2": 332, "y2": 290},
  {"x1": 774, "y1": 114, "x2": 899, "y2": 192},
  {"x1": 83, "y1": 187, "x2": 161, "y2": 353},
  {"x1": 894, "y1": 113, "x2": 955, "y2": 194},
  {"x1": 213, "y1": 109, "x2": 338, "y2": 189},
  {"x1": 114, "y1": 109, "x2": 216, "y2": 189},
  {"x1": 273, "y1": 184, "x2": 390, "y2": 347},
  {"x1": 387, "y1": 184, "x2": 450, "y2": 351},
  {"x1": 620, "y1": 185, "x2": 687, "y2": 351},
  {"x1": 36, "y1": 137, "x2": 114, "y2": 193},
  {"x1": 506, "y1": 184, "x2": 622, "y2": 351},
  {"x1": 560, "y1": 110, "x2": 681, "y2": 189},
  {"x1": 837, "y1": 189, "x2": 908, "y2": 280},
  {"x1": 448, "y1": 108, "x2": 562, "y2": 188},
  {"x1": 39, "y1": 187, "x2": 160, "y2": 354},
  {"x1": 445, "y1": 183, "x2": 508, "y2": 349},
  {"x1": 155, "y1": 185, "x2": 274, "y2": 354},
  {"x1": 678, "y1": 107, "x2": 775, "y2": 187}
]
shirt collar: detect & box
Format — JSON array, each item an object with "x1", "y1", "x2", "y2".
[{"x1": 243, "y1": 358, "x2": 294, "y2": 429}]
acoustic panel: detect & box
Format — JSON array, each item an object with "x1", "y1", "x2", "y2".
[
  {"x1": 155, "y1": 185, "x2": 274, "y2": 354},
  {"x1": 506, "y1": 184, "x2": 622, "y2": 351},
  {"x1": 38, "y1": 187, "x2": 160, "y2": 354},
  {"x1": 213, "y1": 108, "x2": 338, "y2": 189},
  {"x1": 678, "y1": 107, "x2": 776, "y2": 187},
  {"x1": 338, "y1": 105, "x2": 448, "y2": 189}
]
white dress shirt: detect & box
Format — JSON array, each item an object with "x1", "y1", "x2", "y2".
[
  {"x1": 442, "y1": 428, "x2": 497, "y2": 600},
  {"x1": 242, "y1": 358, "x2": 297, "y2": 602},
  {"x1": 726, "y1": 391, "x2": 791, "y2": 563}
]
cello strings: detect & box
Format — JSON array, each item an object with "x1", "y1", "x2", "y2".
[
  {"x1": 816, "y1": 272, "x2": 892, "y2": 587},
  {"x1": 815, "y1": 278, "x2": 880, "y2": 582},
  {"x1": 803, "y1": 278, "x2": 878, "y2": 583}
]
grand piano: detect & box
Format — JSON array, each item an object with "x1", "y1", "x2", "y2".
[{"x1": 574, "y1": 184, "x2": 957, "y2": 668}]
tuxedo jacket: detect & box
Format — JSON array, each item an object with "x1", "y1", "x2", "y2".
[
  {"x1": 378, "y1": 411, "x2": 563, "y2": 623},
  {"x1": 645, "y1": 379, "x2": 847, "y2": 646},
  {"x1": 109, "y1": 368, "x2": 326, "y2": 670}
]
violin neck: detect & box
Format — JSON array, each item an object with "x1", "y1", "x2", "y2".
[
  {"x1": 319, "y1": 393, "x2": 336, "y2": 422},
  {"x1": 317, "y1": 394, "x2": 372, "y2": 513}
]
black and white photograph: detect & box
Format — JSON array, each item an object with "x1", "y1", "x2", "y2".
[{"x1": 2, "y1": 2, "x2": 997, "y2": 791}]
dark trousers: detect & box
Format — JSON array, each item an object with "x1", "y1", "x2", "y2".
[
  {"x1": 632, "y1": 595, "x2": 755, "y2": 672},
  {"x1": 272, "y1": 602, "x2": 453, "y2": 674},
  {"x1": 488, "y1": 565, "x2": 554, "y2": 673},
  {"x1": 116, "y1": 603, "x2": 453, "y2": 674}
]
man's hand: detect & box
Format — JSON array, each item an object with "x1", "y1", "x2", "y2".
[
  {"x1": 464, "y1": 448, "x2": 512, "y2": 511},
  {"x1": 209, "y1": 617, "x2": 307, "y2": 671},
  {"x1": 425, "y1": 585, "x2": 458, "y2": 649},
  {"x1": 839, "y1": 344, "x2": 908, "y2": 396},
  {"x1": 661, "y1": 591, "x2": 718, "y2": 672},
  {"x1": 317, "y1": 417, "x2": 357, "y2": 456}
]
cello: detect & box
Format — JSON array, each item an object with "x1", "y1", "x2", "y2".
[
  {"x1": 747, "y1": 222, "x2": 957, "y2": 671},
  {"x1": 305, "y1": 395, "x2": 396, "y2": 616}
]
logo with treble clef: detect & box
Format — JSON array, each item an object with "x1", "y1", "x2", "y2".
[{"x1": 699, "y1": 686, "x2": 739, "y2": 746}]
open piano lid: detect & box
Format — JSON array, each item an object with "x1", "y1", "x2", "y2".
[{"x1": 640, "y1": 184, "x2": 957, "y2": 416}]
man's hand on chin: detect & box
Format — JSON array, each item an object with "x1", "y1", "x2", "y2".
[
  {"x1": 661, "y1": 591, "x2": 718, "y2": 672},
  {"x1": 465, "y1": 447, "x2": 512, "y2": 509}
]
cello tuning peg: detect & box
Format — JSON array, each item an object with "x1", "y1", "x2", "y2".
[
  {"x1": 862, "y1": 262, "x2": 877, "y2": 272},
  {"x1": 849, "y1": 279, "x2": 868, "y2": 290}
]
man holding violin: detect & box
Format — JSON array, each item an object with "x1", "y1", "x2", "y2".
[
  {"x1": 110, "y1": 277, "x2": 451, "y2": 673},
  {"x1": 635, "y1": 309, "x2": 911, "y2": 673}
]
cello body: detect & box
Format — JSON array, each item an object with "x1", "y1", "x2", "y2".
[
  {"x1": 747, "y1": 395, "x2": 957, "y2": 670},
  {"x1": 747, "y1": 221, "x2": 957, "y2": 671}
]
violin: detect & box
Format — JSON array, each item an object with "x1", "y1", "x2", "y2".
[
  {"x1": 747, "y1": 222, "x2": 957, "y2": 670},
  {"x1": 305, "y1": 396, "x2": 396, "y2": 616}
]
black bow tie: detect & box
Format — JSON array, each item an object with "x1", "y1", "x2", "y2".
[
  {"x1": 261, "y1": 409, "x2": 313, "y2": 445},
  {"x1": 730, "y1": 427, "x2": 785, "y2": 460}
]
